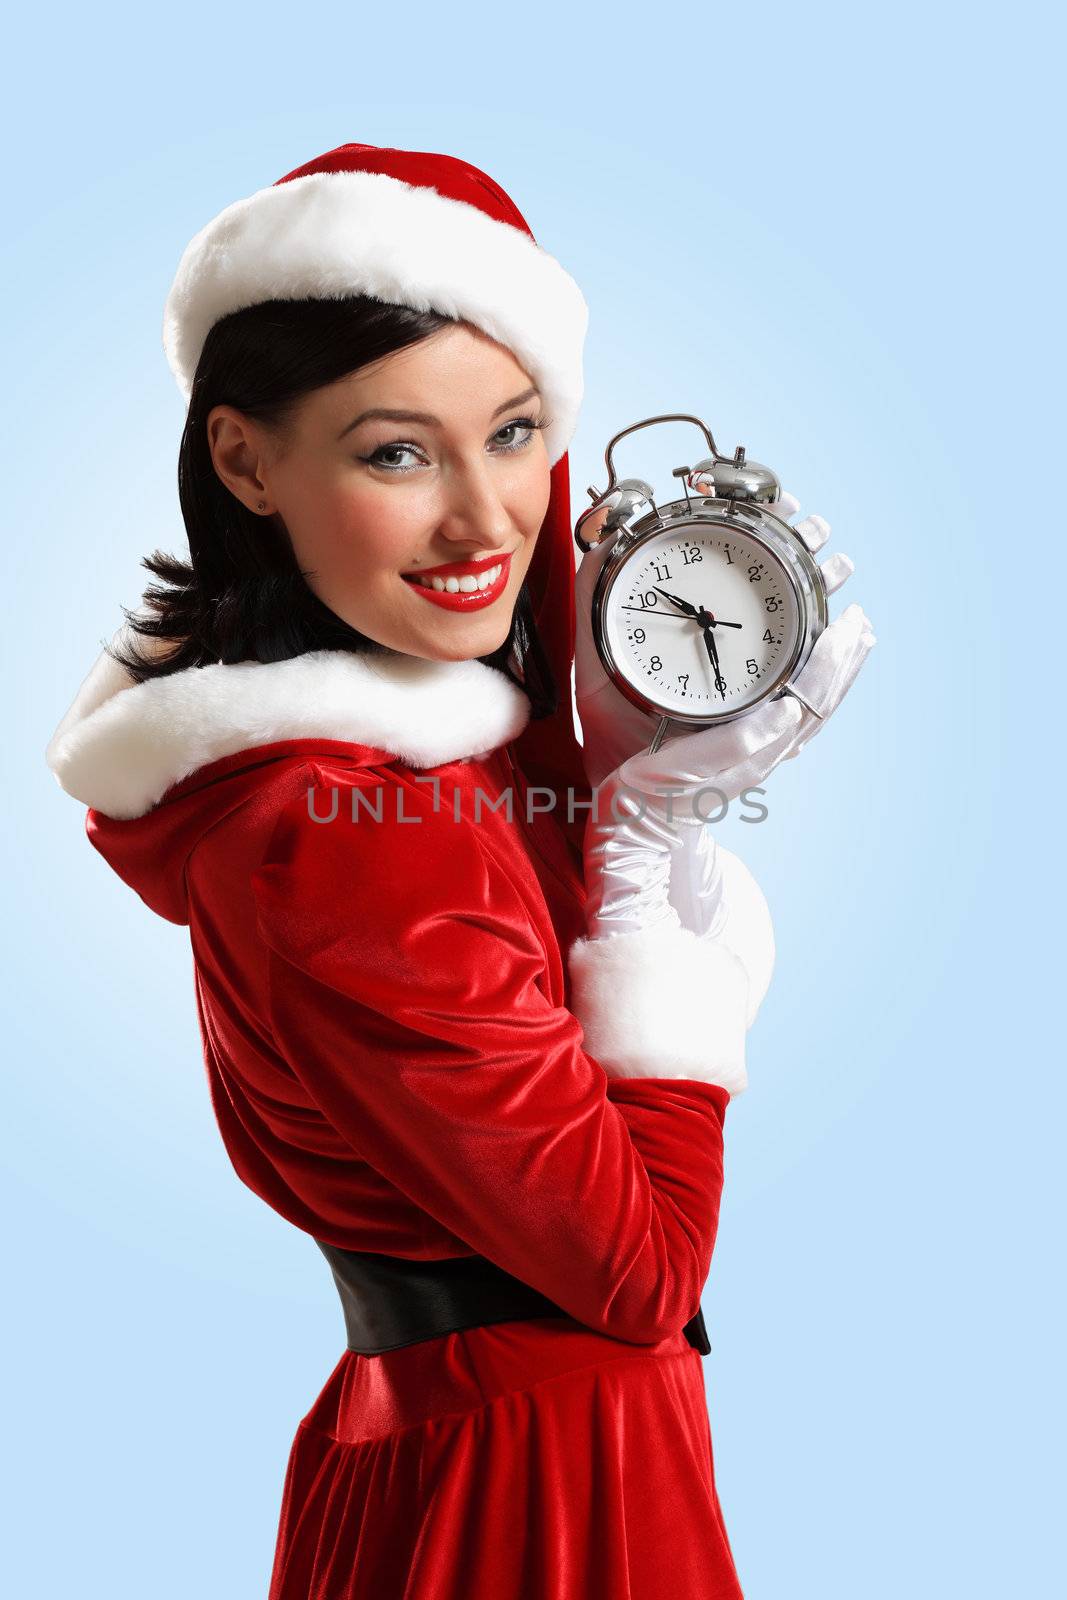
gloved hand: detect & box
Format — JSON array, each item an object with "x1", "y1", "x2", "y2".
[
  {"x1": 592, "y1": 596, "x2": 875, "y2": 827},
  {"x1": 664, "y1": 826, "x2": 776, "y2": 1030},
  {"x1": 574, "y1": 488, "x2": 859, "y2": 790},
  {"x1": 575, "y1": 492, "x2": 876, "y2": 985},
  {"x1": 581, "y1": 594, "x2": 873, "y2": 1003},
  {"x1": 581, "y1": 746, "x2": 780, "y2": 1037},
  {"x1": 577, "y1": 754, "x2": 768, "y2": 1094},
  {"x1": 572, "y1": 492, "x2": 875, "y2": 1094}
]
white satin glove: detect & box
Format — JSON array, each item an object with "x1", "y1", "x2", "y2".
[
  {"x1": 582, "y1": 760, "x2": 686, "y2": 940},
  {"x1": 578, "y1": 749, "x2": 772, "y2": 1093},
  {"x1": 582, "y1": 587, "x2": 873, "y2": 997},
  {"x1": 665, "y1": 827, "x2": 776, "y2": 1029},
  {"x1": 582, "y1": 752, "x2": 778, "y2": 1031},
  {"x1": 574, "y1": 489, "x2": 859, "y2": 790}
]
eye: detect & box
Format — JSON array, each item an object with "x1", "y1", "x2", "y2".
[
  {"x1": 357, "y1": 415, "x2": 554, "y2": 476},
  {"x1": 358, "y1": 441, "x2": 425, "y2": 474},
  {"x1": 491, "y1": 415, "x2": 552, "y2": 453}
]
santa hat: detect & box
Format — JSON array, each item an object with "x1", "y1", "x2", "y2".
[
  {"x1": 163, "y1": 142, "x2": 587, "y2": 470},
  {"x1": 162, "y1": 140, "x2": 593, "y2": 809}
]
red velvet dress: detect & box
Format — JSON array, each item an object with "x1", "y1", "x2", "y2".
[{"x1": 78, "y1": 721, "x2": 745, "y2": 1599}]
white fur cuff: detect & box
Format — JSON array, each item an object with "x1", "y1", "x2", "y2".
[{"x1": 568, "y1": 919, "x2": 750, "y2": 1097}]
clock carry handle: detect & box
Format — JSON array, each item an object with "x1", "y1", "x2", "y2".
[
  {"x1": 574, "y1": 413, "x2": 727, "y2": 553},
  {"x1": 601, "y1": 413, "x2": 722, "y2": 489}
]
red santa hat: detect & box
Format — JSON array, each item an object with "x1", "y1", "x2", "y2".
[
  {"x1": 163, "y1": 142, "x2": 587, "y2": 470},
  {"x1": 162, "y1": 140, "x2": 593, "y2": 808}
]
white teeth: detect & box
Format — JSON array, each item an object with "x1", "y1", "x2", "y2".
[{"x1": 412, "y1": 562, "x2": 502, "y2": 594}]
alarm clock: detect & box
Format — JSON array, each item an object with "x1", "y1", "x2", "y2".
[{"x1": 575, "y1": 412, "x2": 849, "y2": 753}]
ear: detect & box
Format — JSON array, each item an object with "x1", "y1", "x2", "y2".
[{"x1": 205, "y1": 404, "x2": 276, "y2": 516}]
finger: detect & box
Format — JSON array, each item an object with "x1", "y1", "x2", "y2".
[
  {"x1": 700, "y1": 713, "x2": 811, "y2": 799},
  {"x1": 812, "y1": 601, "x2": 873, "y2": 643},
  {"x1": 574, "y1": 517, "x2": 620, "y2": 602},
  {"x1": 783, "y1": 637, "x2": 874, "y2": 761},
  {"x1": 627, "y1": 695, "x2": 804, "y2": 796},
  {"x1": 818, "y1": 551, "x2": 854, "y2": 596},
  {"x1": 674, "y1": 695, "x2": 803, "y2": 775},
  {"x1": 771, "y1": 489, "x2": 802, "y2": 523},
  {"x1": 766, "y1": 610, "x2": 876, "y2": 760},
  {"x1": 713, "y1": 694, "x2": 805, "y2": 761},
  {"x1": 788, "y1": 605, "x2": 876, "y2": 719},
  {"x1": 794, "y1": 512, "x2": 831, "y2": 554}
]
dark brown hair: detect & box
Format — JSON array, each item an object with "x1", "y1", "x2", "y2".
[{"x1": 107, "y1": 296, "x2": 557, "y2": 718}]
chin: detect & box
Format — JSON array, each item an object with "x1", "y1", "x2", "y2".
[{"x1": 424, "y1": 620, "x2": 511, "y2": 663}]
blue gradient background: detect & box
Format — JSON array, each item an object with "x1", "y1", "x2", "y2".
[{"x1": 7, "y1": 3, "x2": 1060, "y2": 1595}]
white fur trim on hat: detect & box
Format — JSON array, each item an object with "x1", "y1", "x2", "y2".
[
  {"x1": 45, "y1": 628, "x2": 532, "y2": 822},
  {"x1": 567, "y1": 918, "x2": 750, "y2": 1097},
  {"x1": 162, "y1": 169, "x2": 588, "y2": 469}
]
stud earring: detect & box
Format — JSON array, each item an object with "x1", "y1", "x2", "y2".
[{"x1": 256, "y1": 500, "x2": 267, "y2": 512}]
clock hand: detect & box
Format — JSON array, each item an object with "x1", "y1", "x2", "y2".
[
  {"x1": 651, "y1": 586, "x2": 700, "y2": 618},
  {"x1": 703, "y1": 629, "x2": 727, "y2": 700},
  {"x1": 698, "y1": 610, "x2": 728, "y2": 700},
  {"x1": 647, "y1": 590, "x2": 743, "y2": 627},
  {"x1": 623, "y1": 605, "x2": 743, "y2": 627},
  {"x1": 619, "y1": 606, "x2": 692, "y2": 618}
]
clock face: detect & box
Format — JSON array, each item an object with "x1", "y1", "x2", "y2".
[{"x1": 600, "y1": 522, "x2": 802, "y2": 717}]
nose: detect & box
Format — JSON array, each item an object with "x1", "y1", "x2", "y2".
[{"x1": 436, "y1": 451, "x2": 515, "y2": 552}]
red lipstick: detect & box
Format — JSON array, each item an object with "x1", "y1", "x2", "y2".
[{"x1": 401, "y1": 552, "x2": 513, "y2": 612}]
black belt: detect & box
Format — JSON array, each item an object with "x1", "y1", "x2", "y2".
[{"x1": 314, "y1": 1239, "x2": 711, "y2": 1357}]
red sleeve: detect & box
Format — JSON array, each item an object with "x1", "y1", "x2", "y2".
[{"x1": 251, "y1": 776, "x2": 733, "y2": 1347}]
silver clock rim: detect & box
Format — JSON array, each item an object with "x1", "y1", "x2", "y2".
[{"x1": 590, "y1": 497, "x2": 830, "y2": 728}]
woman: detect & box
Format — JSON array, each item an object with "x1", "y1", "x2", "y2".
[{"x1": 45, "y1": 143, "x2": 874, "y2": 1598}]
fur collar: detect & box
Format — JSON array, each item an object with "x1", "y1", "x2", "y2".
[{"x1": 45, "y1": 631, "x2": 532, "y2": 821}]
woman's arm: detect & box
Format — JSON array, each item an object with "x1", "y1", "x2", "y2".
[{"x1": 251, "y1": 775, "x2": 741, "y2": 1349}]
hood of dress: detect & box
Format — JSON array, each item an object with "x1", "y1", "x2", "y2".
[
  {"x1": 46, "y1": 632, "x2": 534, "y2": 820},
  {"x1": 45, "y1": 627, "x2": 533, "y2": 923}
]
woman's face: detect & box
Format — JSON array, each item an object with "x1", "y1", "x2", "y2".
[{"x1": 207, "y1": 322, "x2": 553, "y2": 662}]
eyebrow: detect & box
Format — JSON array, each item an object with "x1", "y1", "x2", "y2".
[{"x1": 336, "y1": 385, "x2": 541, "y2": 440}]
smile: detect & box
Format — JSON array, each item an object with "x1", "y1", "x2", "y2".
[{"x1": 401, "y1": 553, "x2": 513, "y2": 611}]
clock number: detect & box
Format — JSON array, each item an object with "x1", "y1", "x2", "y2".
[
  {"x1": 651, "y1": 561, "x2": 672, "y2": 581},
  {"x1": 650, "y1": 655, "x2": 662, "y2": 672},
  {"x1": 677, "y1": 674, "x2": 689, "y2": 692},
  {"x1": 723, "y1": 546, "x2": 735, "y2": 565},
  {"x1": 747, "y1": 563, "x2": 763, "y2": 583},
  {"x1": 633, "y1": 627, "x2": 646, "y2": 644},
  {"x1": 746, "y1": 658, "x2": 759, "y2": 675},
  {"x1": 681, "y1": 545, "x2": 703, "y2": 564},
  {"x1": 764, "y1": 594, "x2": 781, "y2": 613},
  {"x1": 641, "y1": 591, "x2": 659, "y2": 608},
  {"x1": 762, "y1": 628, "x2": 776, "y2": 642}
]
